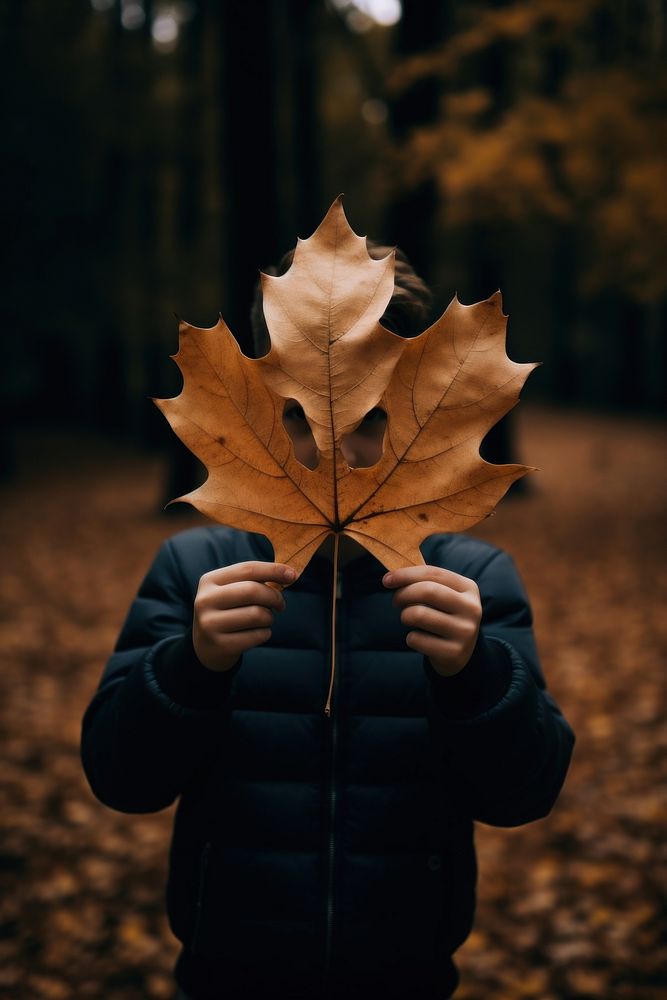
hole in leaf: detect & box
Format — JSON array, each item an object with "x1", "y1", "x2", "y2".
[
  {"x1": 340, "y1": 408, "x2": 387, "y2": 469},
  {"x1": 282, "y1": 399, "x2": 320, "y2": 470}
]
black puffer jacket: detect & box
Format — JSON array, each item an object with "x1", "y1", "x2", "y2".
[{"x1": 81, "y1": 527, "x2": 574, "y2": 1000}]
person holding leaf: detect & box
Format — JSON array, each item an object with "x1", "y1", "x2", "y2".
[{"x1": 81, "y1": 201, "x2": 574, "y2": 1000}]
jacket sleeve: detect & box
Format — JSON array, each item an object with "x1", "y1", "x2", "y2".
[
  {"x1": 81, "y1": 537, "x2": 238, "y2": 814},
  {"x1": 424, "y1": 548, "x2": 575, "y2": 827}
]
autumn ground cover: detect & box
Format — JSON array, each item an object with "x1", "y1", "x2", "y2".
[{"x1": 0, "y1": 405, "x2": 665, "y2": 1000}]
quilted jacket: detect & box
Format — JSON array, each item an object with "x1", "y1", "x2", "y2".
[{"x1": 81, "y1": 526, "x2": 574, "y2": 999}]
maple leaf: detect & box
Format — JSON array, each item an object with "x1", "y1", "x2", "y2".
[{"x1": 156, "y1": 198, "x2": 536, "y2": 578}]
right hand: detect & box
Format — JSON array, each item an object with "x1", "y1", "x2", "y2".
[{"x1": 193, "y1": 561, "x2": 296, "y2": 672}]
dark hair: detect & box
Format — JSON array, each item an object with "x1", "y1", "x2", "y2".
[{"x1": 249, "y1": 240, "x2": 432, "y2": 357}]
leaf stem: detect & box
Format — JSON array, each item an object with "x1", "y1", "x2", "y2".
[{"x1": 324, "y1": 532, "x2": 340, "y2": 717}]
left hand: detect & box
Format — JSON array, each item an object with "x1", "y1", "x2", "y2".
[{"x1": 383, "y1": 565, "x2": 482, "y2": 677}]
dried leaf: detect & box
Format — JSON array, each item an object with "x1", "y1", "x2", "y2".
[{"x1": 156, "y1": 198, "x2": 535, "y2": 575}]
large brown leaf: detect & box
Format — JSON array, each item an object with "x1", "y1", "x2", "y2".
[{"x1": 156, "y1": 198, "x2": 536, "y2": 577}]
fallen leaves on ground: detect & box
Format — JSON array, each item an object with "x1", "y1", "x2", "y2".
[{"x1": 0, "y1": 405, "x2": 666, "y2": 999}]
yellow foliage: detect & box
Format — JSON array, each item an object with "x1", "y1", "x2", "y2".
[
  {"x1": 444, "y1": 88, "x2": 492, "y2": 119},
  {"x1": 389, "y1": 0, "x2": 600, "y2": 91},
  {"x1": 393, "y1": 1, "x2": 667, "y2": 301}
]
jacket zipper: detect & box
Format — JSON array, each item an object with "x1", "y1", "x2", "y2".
[
  {"x1": 190, "y1": 840, "x2": 211, "y2": 954},
  {"x1": 323, "y1": 567, "x2": 342, "y2": 981}
]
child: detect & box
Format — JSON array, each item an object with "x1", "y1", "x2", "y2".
[{"x1": 81, "y1": 245, "x2": 574, "y2": 1000}]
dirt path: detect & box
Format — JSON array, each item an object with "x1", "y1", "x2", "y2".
[{"x1": 1, "y1": 406, "x2": 665, "y2": 999}]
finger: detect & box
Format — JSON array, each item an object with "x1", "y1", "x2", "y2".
[
  {"x1": 208, "y1": 627, "x2": 273, "y2": 658},
  {"x1": 203, "y1": 561, "x2": 296, "y2": 588},
  {"x1": 202, "y1": 605, "x2": 275, "y2": 634},
  {"x1": 203, "y1": 580, "x2": 287, "y2": 613},
  {"x1": 390, "y1": 580, "x2": 467, "y2": 615},
  {"x1": 405, "y1": 630, "x2": 460, "y2": 662},
  {"x1": 401, "y1": 605, "x2": 479, "y2": 648},
  {"x1": 399, "y1": 604, "x2": 469, "y2": 640},
  {"x1": 383, "y1": 564, "x2": 474, "y2": 594}
]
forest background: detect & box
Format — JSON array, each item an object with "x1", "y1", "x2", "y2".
[{"x1": 1, "y1": 2, "x2": 666, "y2": 998}]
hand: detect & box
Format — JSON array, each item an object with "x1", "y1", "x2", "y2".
[
  {"x1": 193, "y1": 561, "x2": 295, "y2": 672},
  {"x1": 383, "y1": 565, "x2": 482, "y2": 677}
]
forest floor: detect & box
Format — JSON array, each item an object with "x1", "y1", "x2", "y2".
[{"x1": 0, "y1": 405, "x2": 666, "y2": 1000}]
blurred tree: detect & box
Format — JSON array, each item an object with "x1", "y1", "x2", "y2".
[
  {"x1": 384, "y1": 0, "x2": 447, "y2": 287},
  {"x1": 216, "y1": 0, "x2": 322, "y2": 350}
]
